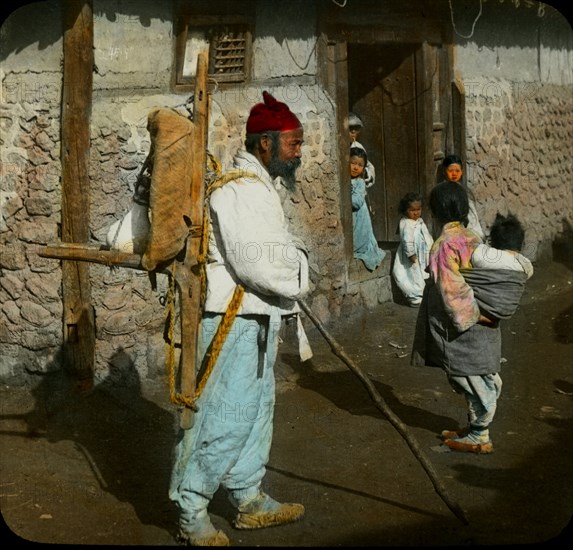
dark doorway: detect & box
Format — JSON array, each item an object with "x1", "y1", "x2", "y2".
[{"x1": 348, "y1": 43, "x2": 424, "y2": 243}]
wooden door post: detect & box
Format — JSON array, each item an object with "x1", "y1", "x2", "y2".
[{"x1": 61, "y1": 0, "x2": 95, "y2": 385}]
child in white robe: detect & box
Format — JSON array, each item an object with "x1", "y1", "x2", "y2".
[{"x1": 392, "y1": 192, "x2": 434, "y2": 306}]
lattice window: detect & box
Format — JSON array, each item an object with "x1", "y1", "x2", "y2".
[
  {"x1": 209, "y1": 26, "x2": 249, "y2": 80},
  {"x1": 175, "y1": 16, "x2": 254, "y2": 90}
]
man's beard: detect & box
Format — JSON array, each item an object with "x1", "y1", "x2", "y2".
[{"x1": 267, "y1": 149, "x2": 301, "y2": 192}]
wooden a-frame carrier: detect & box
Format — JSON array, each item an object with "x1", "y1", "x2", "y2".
[{"x1": 39, "y1": 1, "x2": 209, "y2": 430}]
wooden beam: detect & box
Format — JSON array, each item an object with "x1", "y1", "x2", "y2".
[
  {"x1": 451, "y1": 79, "x2": 466, "y2": 164},
  {"x1": 179, "y1": 52, "x2": 210, "y2": 429},
  {"x1": 322, "y1": 37, "x2": 353, "y2": 263},
  {"x1": 38, "y1": 243, "x2": 146, "y2": 271},
  {"x1": 61, "y1": 0, "x2": 95, "y2": 385},
  {"x1": 416, "y1": 42, "x2": 436, "y2": 199}
]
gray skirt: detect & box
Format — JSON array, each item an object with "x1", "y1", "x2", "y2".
[{"x1": 411, "y1": 279, "x2": 501, "y2": 377}]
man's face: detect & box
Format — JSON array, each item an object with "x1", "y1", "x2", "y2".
[{"x1": 266, "y1": 128, "x2": 304, "y2": 191}]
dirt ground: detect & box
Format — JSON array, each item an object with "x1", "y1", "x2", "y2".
[{"x1": 1, "y1": 252, "x2": 572, "y2": 547}]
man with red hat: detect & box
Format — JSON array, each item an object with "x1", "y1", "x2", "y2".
[{"x1": 170, "y1": 91, "x2": 311, "y2": 546}]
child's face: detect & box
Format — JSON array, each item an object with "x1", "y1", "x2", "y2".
[
  {"x1": 350, "y1": 155, "x2": 365, "y2": 178},
  {"x1": 406, "y1": 201, "x2": 422, "y2": 221},
  {"x1": 349, "y1": 126, "x2": 361, "y2": 142},
  {"x1": 444, "y1": 163, "x2": 463, "y2": 183}
]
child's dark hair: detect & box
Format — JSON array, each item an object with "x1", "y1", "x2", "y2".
[
  {"x1": 442, "y1": 154, "x2": 463, "y2": 169},
  {"x1": 350, "y1": 146, "x2": 368, "y2": 164},
  {"x1": 429, "y1": 181, "x2": 469, "y2": 226},
  {"x1": 398, "y1": 192, "x2": 423, "y2": 216},
  {"x1": 489, "y1": 213, "x2": 525, "y2": 251}
]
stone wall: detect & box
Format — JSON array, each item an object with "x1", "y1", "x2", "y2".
[
  {"x1": 463, "y1": 80, "x2": 573, "y2": 260},
  {"x1": 452, "y1": 1, "x2": 573, "y2": 260},
  {"x1": 1, "y1": 71, "x2": 64, "y2": 383}
]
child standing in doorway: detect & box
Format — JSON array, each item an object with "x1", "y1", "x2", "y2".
[
  {"x1": 348, "y1": 112, "x2": 375, "y2": 188},
  {"x1": 392, "y1": 192, "x2": 434, "y2": 307},
  {"x1": 350, "y1": 147, "x2": 385, "y2": 271}
]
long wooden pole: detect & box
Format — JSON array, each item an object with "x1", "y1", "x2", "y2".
[
  {"x1": 61, "y1": 0, "x2": 95, "y2": 386},
  {"x1": 298, "y1": 300, "x2": 470, "y2": 526},
  {"x1": 178, "y1": 52, "x2": 210, "y2": 429}
]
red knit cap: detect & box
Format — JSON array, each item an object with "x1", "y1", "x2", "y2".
[{"x1": 246, "y1": 91, "x2": 302, "y2": 134}]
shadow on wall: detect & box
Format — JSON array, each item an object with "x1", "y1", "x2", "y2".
[
  {"x1": 0, "y1": 1, "x2": 164, "y2": 62},
  {"x1": 1, "y1": 0, "x2": 316, "y2": 63}
]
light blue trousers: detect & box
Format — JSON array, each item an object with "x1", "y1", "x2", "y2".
[
  {"x1": 169, "y1": 313, "x2": 280, "y2": 529},
  {"x1": 448, "y1": 373, "x2": 503, "y2": 430}
]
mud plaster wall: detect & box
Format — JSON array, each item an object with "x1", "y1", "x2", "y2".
[{"x1": 1, "y1": 0, "x2": 65, "y2": 384}]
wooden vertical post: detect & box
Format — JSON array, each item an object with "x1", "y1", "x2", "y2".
[
  {"x1": 323, "y1": 38, "x2": 352, "y2": 261},
  {"x1": 61, "y1": 0, "x2": 95, "y2": 385},
  {"x1": 179, "y1": 53, "x2": 210, "y2": 429},
  {"x1": 451, "y1": 79, "x2": 466, "y2": 164},
  {"x1": 416, "y1": 42, "x2": 436, "y2": 199}
]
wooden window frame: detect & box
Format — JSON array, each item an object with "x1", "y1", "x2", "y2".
[{"x1": 174, "y1": 14, "x2": 254, "y2": 93}]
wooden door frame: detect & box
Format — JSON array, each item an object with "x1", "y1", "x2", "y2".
[
  {"x1": 317, "y1": 33, "x2": 353, "y2": 263},
  {"x1": 318, "y1": 3, "x2": 455, "y2": 249},
  {"x1": 319, "y1": 34, "x2": 442, "y2": 239}
]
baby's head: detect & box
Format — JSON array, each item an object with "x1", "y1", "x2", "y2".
[
  {"x1": 399, "y1": 192, "x2": 424, "y2": 221},
  {"x1": 489, "y1": 213, "x2": 525, "y2": 252}
]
